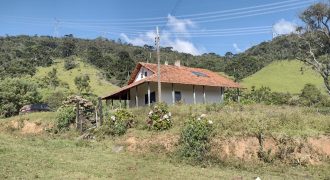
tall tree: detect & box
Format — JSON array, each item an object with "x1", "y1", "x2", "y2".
[
  {"x1": 113, "y1": 51, "x2": 135, "y2": 86},
  {"x1": 74, "y1": 74, "x2": 91, "y2": 94},
  {"x1": 61, "y1": 34, "x2": 76, "y2": 57},
  {"x1": 87, "y1": 46, "x2": 103, "y2": 67},
  {"x1": 297, "y1": 2, "x2": 330, "y2": 94},
  {"x1": 46, "y1": 68, "x2": 60, "y2": 89}
]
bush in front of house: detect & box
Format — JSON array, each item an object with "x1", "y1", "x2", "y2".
[
  {"x1": 56, "y1": 106, "x2": 76, "y2": 131},
  {"x1": 146, "y1": 102, "x2": 173, "y2": 131},
  {"x1": 179, "y1": 114, "x2": 214, "y2": 162},
  {"x1": 97, "y1": 109, "x2": 136, "y2": 136}
]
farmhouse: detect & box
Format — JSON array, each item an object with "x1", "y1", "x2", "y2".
[{"x1": 102, "y1": 61, "x2": 241, "y2": 107}]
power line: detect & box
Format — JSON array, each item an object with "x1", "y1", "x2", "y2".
[
  {"x1": 1, "y1": 0, "x2": 309, "y2": 23},
  {"x1": 53, "y1": 1, "x2": 311, "y2": 26},
  {"x1": 0, "y1": 0, "x2": 312, "y2": 27}
]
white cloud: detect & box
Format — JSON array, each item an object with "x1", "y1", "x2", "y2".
[
  {"x1": 167, "y1": 14, "x2": 195, "y2": 33},
  {"x1": 233, "y1": 43, "x2": 242, "y2": 53},
  {"x1": 273, "y1": 19, "x2": 297, "y2": 35},
  {"x1": 120, "y1": 15, "x2": 203, "y2": 55},
  {"x1": 168, "y1": 39, "x2": 201, "y2": 55},
  {"x1": 120, "y1": 33, "x2": 149, "y2": 46}
]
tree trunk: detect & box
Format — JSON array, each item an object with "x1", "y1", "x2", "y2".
[{"x1": 323, "y1": 76, "x2": 330, "y2": 95}]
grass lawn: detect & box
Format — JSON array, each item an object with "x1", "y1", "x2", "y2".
[
  {"x1": 0, "y1": 112, "x2": 57, "y2": 124},
  {"x1": 242, "y1": 60, "x2": 324, "y2": 94},
  {"x1": 1, "y1": 104, "x2": 330, "y2": 179},
  {"x1": 1, "y1": 133, "x2": 329, "y2": 179},
  {"x1": 34, "y1": 58, "x2": 118, "y2": 97}
]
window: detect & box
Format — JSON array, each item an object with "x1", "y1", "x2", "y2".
[
  {"x1": 140, "y1": 70, "x2": 144, "y2": 78},
  {"x1": 144, "y1": 71, "x2": 148, "y2": 77},
  {"x1": 145, "y1": 91, "x2": 156, "y2": 104},
  {"x1": 175, "y1": 91, "x2": 181, "y2": 102},
  {"x1": 191, "y1": 71, "x2": 208, "y2": 77}
]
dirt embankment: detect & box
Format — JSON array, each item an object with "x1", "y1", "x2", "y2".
[
  {"x1": 3, "y1": 119, "x2": 330, "y2": 165},
  {"x1": 121, "y1": 132, "x2": 330, "y2": 165},
  {"x1": 3, "y1": 119, "x2": 52, "y2": 134}
]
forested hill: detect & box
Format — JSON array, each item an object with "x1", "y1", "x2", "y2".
[{"x1": 0, "y1": 34, "x2": 300, "y2": 86}]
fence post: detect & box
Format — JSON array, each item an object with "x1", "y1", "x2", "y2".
[
  {"x1": 95, "y1": 105, "x2": 98, "y2": 127},
  {"x1": 76, "y1": 102, "x2": 80, "y2": 130},
  {"x1": 80, "y1": 114, "x2": 83, "y2": 132},
  {"x1": 98, "y1": 97, "x2": 103, "y2": 126}
]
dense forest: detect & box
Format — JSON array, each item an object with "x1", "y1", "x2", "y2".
[{"x1": 0, "y1": 34, "x2": 300, "y2": 86}]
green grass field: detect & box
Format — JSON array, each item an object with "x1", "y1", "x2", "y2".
[
  {"x1": 34, "y1": 58, "x2": 118, "y2": 96},
  {"x1": 242, "y1": 60, "x2": 324, "y2": 94},
  {"x1": 0, "y1": 132, "x2": 328, "y2": 179},
  {"x1": 1, "y1": 104, "x2": 330, "y2": 179}
]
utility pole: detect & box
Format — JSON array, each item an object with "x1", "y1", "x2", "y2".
[
  {"x1": 53, "y1": 18, "x2": 60, "y2": 38},
  {"x1": 155, "y1": 26, "x2": 162, "y2": 102},
  {"x1": 148, "y1": 52, "x2": 151, "y2": 63},
  {"x1": 272, "y1": 24, "x2": 277, "y2": 39}
]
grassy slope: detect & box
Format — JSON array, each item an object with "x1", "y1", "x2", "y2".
[
  {"x1": 1, "y1": 104, "x2": 329, "y2": 179},
  {"x1": 242, "y1": 60, "x2": 324, "y2": 94},
  {"x1": 1, "y1": 133, "x2": 327, "y2": 179},
  {"x1": 34, "y1": 58, "x2": 118, "y2": 96}
]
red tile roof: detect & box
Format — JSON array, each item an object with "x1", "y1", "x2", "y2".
[{"x1": 103, "y1": 62, "x2": 241, "y2": 99}]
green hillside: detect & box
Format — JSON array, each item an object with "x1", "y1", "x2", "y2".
[
  {"x1": 242, "y1": 60, "x2": 324, "y2": 94},
  {"x1": 34, "y1": 58, "x2": 118, "y2": 97}
]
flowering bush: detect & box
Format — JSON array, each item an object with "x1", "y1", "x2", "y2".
[
  {"x1": 179, "y1": 114, "x2": 214, "y2": 161},
  {"x1": 147, "y1": 103, "x2": 172, "y2": 131},
  {"x1": 99, "y1": 109, "x2": 136, "y2": 136}
]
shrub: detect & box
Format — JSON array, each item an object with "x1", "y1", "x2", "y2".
[
  {"x1": 98, "y1": 109, "x2": 136, "y2": 136},
  {"x1": 56, "y1": 106, "x2": 76, "y2": 131},
  {"x1": 64, "y1": 58, "x2": 77, "y2": 70},
  {"x1": 179, "y1": 114, "x2": 214, "y2": 162},
  {"x1": 0, "y1": 78, "x2": 41, "y2": 118},
  {"x1": 43, "y1": 90, "x2": 68, "y2": 111},
  {"x1": 300, "y1": 84, "x2": 322, "y2": 106},
  {"x1": 146, "y1": 103, "x2": 172, "y2": 131}
]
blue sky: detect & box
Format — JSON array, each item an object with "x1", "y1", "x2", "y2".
[{"x1": 0, "y1": 0, "x2": 315, "y2": 55}]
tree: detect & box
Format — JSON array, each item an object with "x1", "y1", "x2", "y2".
[
  {"x1": 224, "y1": 51, "x2": 234, "y2": 60},
  {"x1": 87, "y1": 46, "x2": 103, "y2": 67},
  {"x1": 0, "y1": 78, "x2": 41, "y2": 117},
  {"x1": 297, "y1": 2, "x2": 330, "y2": 95},
  {"x1": 74, "y1": 74, "x2": 91, "y2": 94},
  {"x1": 112, "y1": 51, "x2": 135, "y2": 86},
  {"x1": 61, "y1": 34, "x2": 76, "y2": 57},
  {"x1": 46, "y1": 68, "x2": 60, "y2": 89}
]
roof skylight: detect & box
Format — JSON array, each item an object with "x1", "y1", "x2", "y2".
[{"x1": 191, "y1": 71, "x2": 208, "y2": 77}]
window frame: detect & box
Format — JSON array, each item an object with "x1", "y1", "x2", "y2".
[
  {"x1": 145, "y1": 91, "x2": 156, "y2": 105},
  {"x1": 175, "y1": 91, "x2": 182, "y2": 102}
]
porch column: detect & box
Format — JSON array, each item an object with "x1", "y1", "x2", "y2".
[
  {"x1": 193, "y1": 85, "x2": 196, "y2": 104},
  {"x1": 203, "y1": 86, "x2": 206, "y2": 104},
  {"x1": 111, "y1": 99, "x2": 114, "y2": 110},
  {"x1": 147, "y1": 82, "x2": 151, "y2": 106},
  {"x1": 135, "y1": 86, "x2": 138, "y2": 108},
  {"x1": 126, "y1": 91, "x2": 129, "y2": 109},
  {"x1": 119, "y1": 97, "x2": 122, "y2": 109},
  {"x1": 220, "y1": 87, "x2": 224, "y2": 103},
  {"x1": 172, "y1": 83, "x2": 175, "y2": 104},
  {"x1": 237, "y1": 88, "x2": 240, "y2": 103}
]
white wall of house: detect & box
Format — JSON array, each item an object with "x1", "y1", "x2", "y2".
[
  {"x1": 129, "y1": 82, "x2": 224, "y2": 107},
  {"x1": 134, "y1": 67, "x2": 154, "y2": 82}
]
